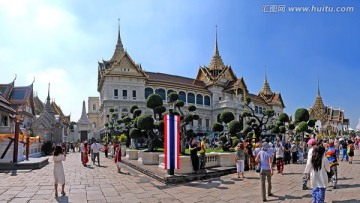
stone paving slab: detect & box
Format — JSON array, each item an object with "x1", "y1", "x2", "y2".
[{"x1": 0, "y1": 150, "x2": 359, "y2": 202}]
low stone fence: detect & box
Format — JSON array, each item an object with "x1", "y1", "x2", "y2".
[
  {"x1": 158, "y1": 152, "x2": 236, "y2": 174},
  {"x1": 124, "y1": 149, "x2": 237, "y2": 174}
]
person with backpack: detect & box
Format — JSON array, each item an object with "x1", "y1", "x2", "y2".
[
  {"x1": 325, "y1": 141, "x2": 339, "y2": 189},
  {"x1": 347, "y1": 140, "x2": 355, "y2": 164},
  {"x1": 255, "y1": 142, "x2": 274, "y2": 202}
]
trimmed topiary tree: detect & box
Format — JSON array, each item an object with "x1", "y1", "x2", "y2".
[{"x1": 242, "y1": 97, "x2": 275, "y2": 140}]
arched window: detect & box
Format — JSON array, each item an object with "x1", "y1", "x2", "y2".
[
  {"x1": 145, "y1": 87, "x2": 154, "y2": 99},
  {"x1": 92, "y1": 104, "x2": 96, "y2": 111},
  {"x1": 179, "y1": 91, "x2": 186, "y2": 103},
  {"x1": 187, "y1": 92, "x2": 195, "y2": 104},
  {"x1": 204, "y1": 96, "x2": 210, "y2": 106},
  {"x1": 156, "y1": 88, "x2": 166, "y2": 100},
  {"x1": 196, "y1": 94, "x2": 203, "y2": 105}
]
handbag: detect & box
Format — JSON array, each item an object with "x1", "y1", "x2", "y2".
[{"x1": 255, "y1": 165, "x2": 261, "y2": 173}]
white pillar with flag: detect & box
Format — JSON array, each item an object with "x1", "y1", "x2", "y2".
[{"x1": 164, "y1": 114, "x2": 180, "y2": 170}]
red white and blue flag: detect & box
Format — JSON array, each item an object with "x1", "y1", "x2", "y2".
[{"x1": 164, "y1": 114, "x2": 180, "y2": 169}]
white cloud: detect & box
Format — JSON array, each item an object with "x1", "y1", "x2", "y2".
[{"x1": 26, "y1": 68, "x2": 78, "y2": 118}]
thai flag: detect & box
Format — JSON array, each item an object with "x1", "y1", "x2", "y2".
[{"x1": 164, "y1": 114, "x2": 180, "y2": 169}]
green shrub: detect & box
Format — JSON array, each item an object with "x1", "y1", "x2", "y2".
[{"x1": 119, "y1": 134, "x2": 128, "y2": 143}]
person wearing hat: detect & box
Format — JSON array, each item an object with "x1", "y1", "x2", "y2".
[
  {"x1": 275, "y1": 139, "x2": 285, "y2": 174},
  {"x1": 302, "y1": 138, "x2": 317, "y2": 190},
  {"x1": 255, "y1": 142, "x2": 274, "y2": 202},
  {"x1": 325, "y1": 141, "x2": 339, "y2": 188}
]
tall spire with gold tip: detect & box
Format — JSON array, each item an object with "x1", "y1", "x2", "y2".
[
  {"x1": 44, "y1": 83, "x2": 55, "y2": 118},
  {"x1": 259, "y1": 69, "x2": 273, "y2": 96},
  {"x1": 209, "y1": 25, "x2": 224, "y2": 71},
  {"x1": 111, "y1": 19, "x2": 125, "y2": 62},
  {"x1": 314, "y1": 76, "x2": 325, "y2": 107}
]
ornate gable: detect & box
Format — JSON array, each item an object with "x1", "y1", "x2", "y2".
[
  {"x1": 107, "y1": 52, "x2": 147, "y2": 78},
  {"x1": 196, "y1": 30, "x2": 236, "y2": 87},
  {"x1": 97, "y1": 23, "x2": 147, "y2": 92}
]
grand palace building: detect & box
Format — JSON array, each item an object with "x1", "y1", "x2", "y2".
[{"x1": 91, "y1": 25, "x2": 285, "y2": 137}]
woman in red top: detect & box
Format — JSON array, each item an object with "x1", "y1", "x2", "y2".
[
  {"x1": 114, "y1": 143, "x2": 122, "y2": 173},
  {"x1": 103, "y1": 143, "x2": 109, "y2": 158},
  {"x1": 82, "y1": 143, "x2": 89, "y2": 167}
]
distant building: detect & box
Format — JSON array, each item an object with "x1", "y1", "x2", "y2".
[
  {"x1": 87, "y1": 97, "x2": 101, "y2": 132},
  {"x1": 95, "y1": 25, "x2": 285, "y2": 137},
  {"x1": 0, "y1": 79, "x2": 70, "y2": 143},
  {"x1": 309, "y1": 81, "x2": 349, "y2": 134},
  {"x1": 0, "y1": 78, "x2": 35, "y2": 132},
  {"x1": 73, "y1": 101, "x2": 95, "y2": 142},
  {"x1": 0, "y1": 91, "x2": 16, "y2": 134},
  {"x1": 32, "y1": 84, "x2": 69, "y2": 144}
]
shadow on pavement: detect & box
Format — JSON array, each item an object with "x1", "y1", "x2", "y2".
[
  {"x1": 282, "y1": 172, "x2": 303, "y2": 175},
  {"x1": 333, "y1": 200, "x2": 359, "y2": 203},
  {"x1": 336, "y1": 183, "x2": 360, "y2": 189},
  {"x1": 55, "y1": 195, "x2": 69, "y2": 203},
  {"x1": 337, "y1": 177, "x2": 353, "y2": 180}
]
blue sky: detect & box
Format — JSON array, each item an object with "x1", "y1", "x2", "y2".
[{"x1": 0, "y1": 0, "x2": 359, "y2": 128}]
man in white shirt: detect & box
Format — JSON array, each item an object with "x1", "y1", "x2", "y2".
[{"x1": 91, "y1": 140, "x2": 101, "y2": 166}]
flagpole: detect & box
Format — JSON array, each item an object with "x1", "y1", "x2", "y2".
[{"x1": 167, "y1": 105, "x2": 175, "y2": 175}]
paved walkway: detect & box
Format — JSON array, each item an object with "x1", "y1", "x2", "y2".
[{"x1": 0, "y1": 151, "x2": 359, "y2": 203}]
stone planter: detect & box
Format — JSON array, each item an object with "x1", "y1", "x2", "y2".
[
  {"x1": 126, "y1": 149, "x2": 139, "y2": 160},
  {"x1": 121, "y1": 143, "x2": 126, "y2": 156},
  {"x1": 138, "y1": 151, "x2": 163, "y2": 165},
  {"x1": 218, "y1": 152, "x2": 236, "y2": 167},
  {"x1": 158, "y1": 155, "x2": 194, "y2": 174}
]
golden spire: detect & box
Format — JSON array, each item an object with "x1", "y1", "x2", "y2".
[
  {"x1": 111, "y1": 18, "x2": 124, "y2": 61},
  {"x1": 313, "y1": 77, "x2": 325, "y2": 108},
  {"x1": 209, "y1": 25, "x2": 224, "y2": 71},
  {"x1": 259, "y1": 68, "x2": 272, "y2": 96},
  {"x1": 214, "y1": 25, "x2": 219, "y2": 56}
]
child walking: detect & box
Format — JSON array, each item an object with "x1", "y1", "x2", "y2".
[{"x1": 53, "y1": 145, "x2": 66, "y2": 197}]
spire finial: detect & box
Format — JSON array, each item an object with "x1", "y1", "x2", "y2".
[
  {"x1": 12, "y1": 74, "x2": 17, "y2": 83},
  {"x1": 317, "y1": 76, "x2": 321, "y2": 97},
  {"x1": 117, "y1": 18, "x2": 122, "y2": 46},
  {"x1": 111, "y1": 18, "x2": 124, "y2": 61},
  {"x1": 214, "y1": 25, "x2": 219, "y2": 56},
  {"x1": 47, "y1": 83, "x2": 50, "y2": 100},
  {"x1": 264, "y1": 66, "x2": 268, "y2": 83}
]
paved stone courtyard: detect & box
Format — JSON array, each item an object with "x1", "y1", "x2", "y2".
[{"x1": 0, "y1": 151, "x2": 359, "y2": 203}]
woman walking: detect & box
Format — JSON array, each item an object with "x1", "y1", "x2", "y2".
[
  {"x1": 53, "y1": 146, "x2": 66, "y2": 197},
  {"x1": 347, "y1": 140, "x2": 355, "y2": 164},
  {"x1": 189, "y1": 137, "x2": 200, "y2": 173},
  {"x1": 103, "y1": 143, "x2": 109, "y2": 158},
  {"x1": 305, "y1": 145, "x2": 330, "y2": 203},
  {"x1": 82, "y1": 142, "x2": 89, "y2": 167},
  {"x1": 235, "y1": 143, "x2": 246, "y2": 178},
  {"x1": 275, "y1": 139, "x2": 284, "y2": 174},
  {"x1": 114, "y1": 142, "x2": 122, "y2": 173},
  {"x1": 255, "y1": 142, "x2": 274, "y2": 202}
]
